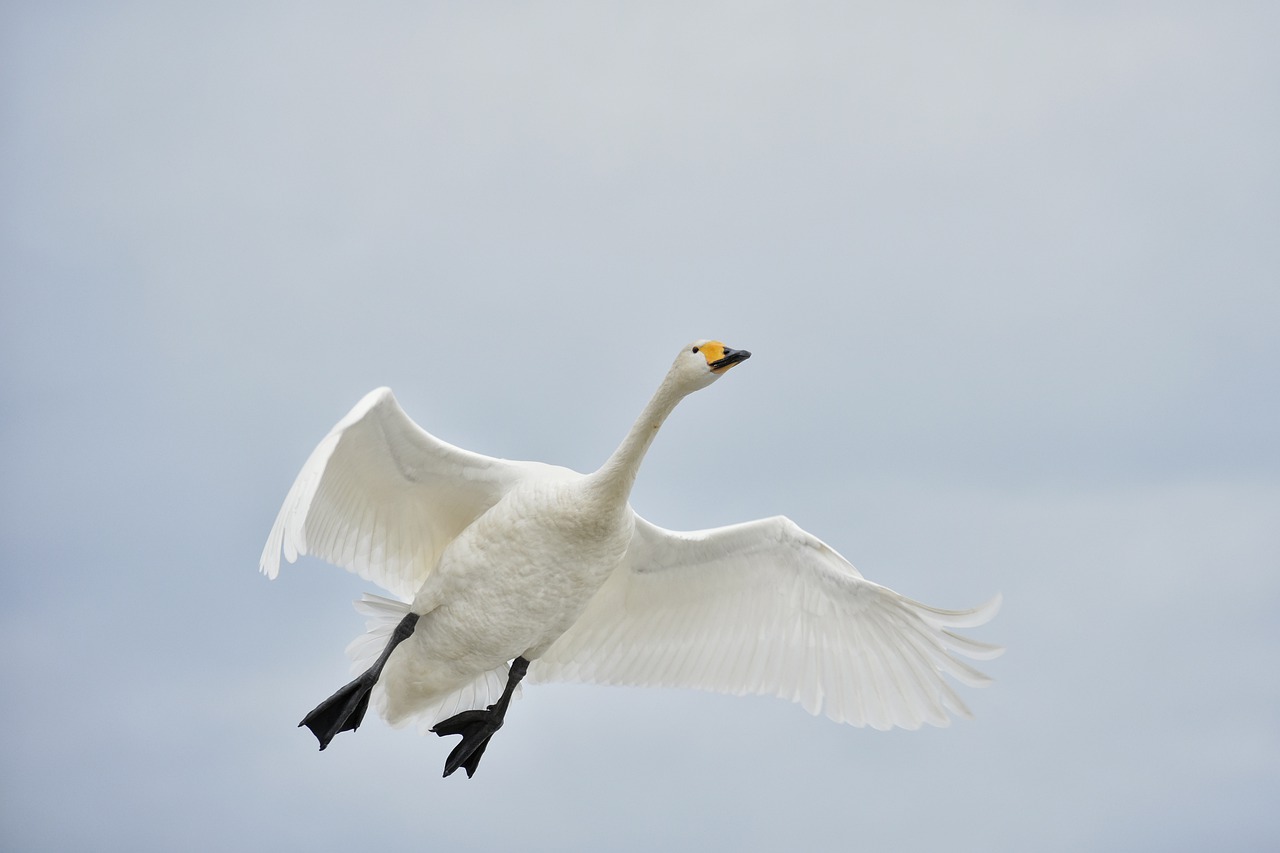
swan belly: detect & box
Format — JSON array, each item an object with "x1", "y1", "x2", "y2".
[{"x1": 379, "y1": 482, "x2": 631, "y2": 724}]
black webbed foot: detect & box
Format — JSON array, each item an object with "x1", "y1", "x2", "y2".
[
  {"x1": 431, "y1": 656, "x2": 530, "y2": 778},
  {"x1": 299, "y1": 672, "x2": 375, "y2": 749},
  {"x1": 299, "y1": 612, "x2": 418, "y2": 750},
  {"x1": 432, "y1": 707, "x2": 504, "y2": 777}
]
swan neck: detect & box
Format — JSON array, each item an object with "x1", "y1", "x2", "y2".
[{"x1": 592, "y1": 373, "x2": 685, "y2": 502}]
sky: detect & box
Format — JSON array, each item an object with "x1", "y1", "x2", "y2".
[{"x1": 2, "y1": 2, "x2": 1278, "y2": 850}]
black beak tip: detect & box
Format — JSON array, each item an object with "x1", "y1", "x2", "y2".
[{"x1": 710, "y1": 347, "x2": 752, "y2": 371}]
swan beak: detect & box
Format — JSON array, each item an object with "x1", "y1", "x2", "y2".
[{"x1": 709, "y1": 348, "x2": 752, "y2": 373}]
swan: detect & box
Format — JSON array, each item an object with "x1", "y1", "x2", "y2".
[{"x1": 260, "y1": 341, "x2": 1001, "y2": 778}]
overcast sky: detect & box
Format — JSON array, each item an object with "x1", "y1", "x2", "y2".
[{"x1": 2, "y1": 2, "x2": 1278, "y2": 851}]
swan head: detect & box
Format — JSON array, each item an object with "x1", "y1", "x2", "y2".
[{"x1": 670, "y1": 340, "x2": 752, "y2": 393}]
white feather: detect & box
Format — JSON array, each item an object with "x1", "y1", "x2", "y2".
[
  {"x1": 259, "y1": 387, "x2": 566, "y2": 600},
  {"x1": 532, "y1": 516, "x2": 1001, "y2": 729}
]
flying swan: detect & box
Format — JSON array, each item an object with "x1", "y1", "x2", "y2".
[{"x1": 260, "y1": 341, "x2": 1001, "y2": 778}]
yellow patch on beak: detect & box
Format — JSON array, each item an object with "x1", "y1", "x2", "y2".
[
  {"x1": 700, "y1": 341, "x2": 727, "y2": 367},
  {"x1": 703, "y1": 341, "x2": 751, "y2": 373}
]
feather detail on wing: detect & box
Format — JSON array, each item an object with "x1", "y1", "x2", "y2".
[
  {"x1": 259, "y1": 387, "x2": 566, "y2": 600},
  {"x1": 533, "y1": 515, "x2": 1002, "y2": 730}
]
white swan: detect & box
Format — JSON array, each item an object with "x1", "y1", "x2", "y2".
[{"x1": 260, "y1": 341, "x2": 1000, "y2": 777}]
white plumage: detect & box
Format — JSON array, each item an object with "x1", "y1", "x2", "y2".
[{"x1": 261, "y1": 341, "x2": 1000, "y2": 766}]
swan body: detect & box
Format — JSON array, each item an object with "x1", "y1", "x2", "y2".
[
  {"x1": 261, "y1": 341, "x2": 1000, "y2": 772},
  {"x1": 384, "y1": 474, "x2": 633, "y2": 723}
]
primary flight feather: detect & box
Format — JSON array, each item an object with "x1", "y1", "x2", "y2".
[{"x1": 260, "y1": 341, "x2": 1000, "y2": 777}]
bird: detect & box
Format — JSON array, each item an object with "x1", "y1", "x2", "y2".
[{"x1": 260, "y1": 340, "x2": 1001, "y2": 778}]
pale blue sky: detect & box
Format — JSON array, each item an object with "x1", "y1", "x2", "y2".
[{"x1": 2, "y1": 3, "x2": 1278, "y2": 851}]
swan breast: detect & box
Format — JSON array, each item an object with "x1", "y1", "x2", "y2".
[{"x1": 411, "y1": 475, "x2": 635, "y2": 662}]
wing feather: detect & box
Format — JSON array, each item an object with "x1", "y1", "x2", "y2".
[
  {"x1": 259, "y1": 387, "x2": 564, "y2": 599},
  {"x1": 534, "y1": 514, "x2": 1001, "y2": 729}
]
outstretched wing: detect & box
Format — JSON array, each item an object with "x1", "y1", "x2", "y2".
[
  {"x1": 533, "y1": 515, "x2": 1002, "y2": 729},
  {"x1": 259, "y1": 387, "x2": 567, "y2": 600}
]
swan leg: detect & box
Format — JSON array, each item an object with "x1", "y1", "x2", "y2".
[
  {"x1": 432, "y1": 656, "x2": 530, "y2": 778},
  {"x1": 299, "y1": 612, "x2": 419, "y2": 750}
]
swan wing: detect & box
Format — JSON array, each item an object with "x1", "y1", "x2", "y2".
[
  {"x1": 534, "y1": 515, "x2": 1002, "y2": 729},
  {"x1": 259, "y1": 387, "x2": 563, "y2": 600}
]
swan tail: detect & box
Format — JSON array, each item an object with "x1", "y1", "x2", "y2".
[{"x1": 346, "y1": 593, "x2": 415, "y2": 673}]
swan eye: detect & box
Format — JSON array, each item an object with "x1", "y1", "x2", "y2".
[{"x1": 691, "y1": 346, "x2": 700, "y2": 354}]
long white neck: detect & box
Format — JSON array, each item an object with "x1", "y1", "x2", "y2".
[{"x1": 588, "y1": 369, "x2": 688, "y2": 505}]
